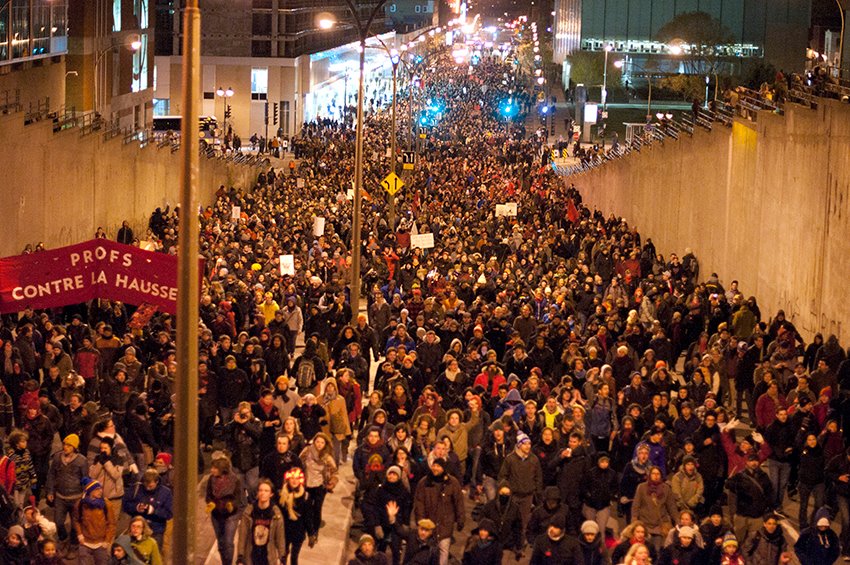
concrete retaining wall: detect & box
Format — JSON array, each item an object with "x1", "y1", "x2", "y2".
[
  {"x1": 574, "y1": 100, "x2": 850, "y2": 343},
  {"x1": 0, "y1": 113, "x2": 259, "y2": 257}
]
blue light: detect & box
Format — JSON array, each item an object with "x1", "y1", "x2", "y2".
[{"x1": 540, "y1": 106, "x2": 548, "y2": 114}]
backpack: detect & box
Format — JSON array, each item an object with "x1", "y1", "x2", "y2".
[
  {"x1": 296, "y1": 358, "x2": 316, "y2": 391},
  {"x1": 587, "y1": 399, "x2": 612, "y2": 438},
  {"x1": 0, "y1": 484, "x2": 17, "y2": 528}
]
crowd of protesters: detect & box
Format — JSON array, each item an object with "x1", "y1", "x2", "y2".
[{"x1": 2, "y1": 34, "x2": 850, "y2": 565}]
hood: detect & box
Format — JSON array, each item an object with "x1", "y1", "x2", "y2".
[{"x1": 504, "y1": 389, "x2": 523, "y2": 403}]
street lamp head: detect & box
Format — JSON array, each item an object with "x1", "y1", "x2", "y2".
[
  {"x1": 216, "y1": 87, "x2": 225, "y2": 97},
  {"x1": 669, "y1": 45, "x2": 682, "y2": 55},
  {"x1": 225, "y1": 87, "x2": 234, "y2": 97},
  {"x1": 317, "y1": 12, "x2": 336, "y2": 30},
  {"x1": 604, "y1": 43, "x2": 613, "y2": 52},
  {"x1": 656, "y1": 112, "x2": 664, "y2": 120},
  {"x1": 614, "y1": 60, "x2": 624, "y2": 68},
  {"x1": 130, "y1": 39, "x2": 142, "y2": 51},
  {"x1": 537, "y1": 76, "x2": 545, "y2": 85}
]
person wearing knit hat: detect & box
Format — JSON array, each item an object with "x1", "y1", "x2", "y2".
[
  {"x1": 3, "y1": 524, "x2": 26, "y2": 562},
  {"x1": 75, "y1": 476, "x2": 117, "y2": 563},
  {"x1": 63, "y1": 434, "x2": 80, "y2": 451}
]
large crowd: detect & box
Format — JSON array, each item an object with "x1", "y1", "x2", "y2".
[{"x1": 1, "y1": 33, "x2": 849, "y2": 565}]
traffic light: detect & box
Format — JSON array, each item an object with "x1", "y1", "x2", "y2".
[
  {"x1": 273, "y1": 102, "x2": 279, "y2": 126},
  {"x1": 224, "y1": 105, "x2": 232, "y2": 120}
]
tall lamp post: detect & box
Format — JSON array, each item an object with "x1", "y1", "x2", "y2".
[
  {"x1": 602, "y1": 43, "x2": 612, "y2": 143},
  {"x1": 215, "y1": 86, "x2": 234, "y2": 135},
  {"x1": 94, "y1": 36, "x2": 142, "y2": 116},
  {"x1": 318, "y1": 0, "x2": 388, "y2": 323},
  {"x1": 174, "y1": 0, "x2": 201, "y2": 562}
]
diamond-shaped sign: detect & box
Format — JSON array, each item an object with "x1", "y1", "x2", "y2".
[{"x1": 381, "y1": 172, "x2": 405, "y2": 196}]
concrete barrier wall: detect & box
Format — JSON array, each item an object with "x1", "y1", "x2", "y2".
[
  {"x1": 575, "y1": 100, "x2": 850, "y2": 343},
  {"x1": 0, "y1": 114, "x2": 258, "y2": 257}
]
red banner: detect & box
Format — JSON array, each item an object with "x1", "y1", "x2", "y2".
[{"x1": 0, "y1": 240, "x2": 199, "y2": 315}]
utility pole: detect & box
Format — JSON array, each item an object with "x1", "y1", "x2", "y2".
[{"x1": 174, "y1": 0, "x2": 200, "y2": 562}]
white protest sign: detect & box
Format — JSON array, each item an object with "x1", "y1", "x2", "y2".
[
  {"x1": 313, "y1": 217, "x2": 326, "y2": 236},
  {"x1": 296, "y1": 178, "x2": 305, "y2": 188},
  {"x1": 410, "y1": 233, "x2": 435, "y2": 249},
  {"x1": 231, "y1": 206, "x2": 241, "y2": 220},
  {"x1": 279, "y1": 254, "x2": 295, "y2": 276},
  {"x1": 346, "y1": 189, "x2": 354, "y2": 200},
  {"x1": 495, "y1": 203, "x2": 517, "y2": 217}
]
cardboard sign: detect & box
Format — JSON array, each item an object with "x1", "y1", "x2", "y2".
[
  {"x1": 231, "y1": 206, "x2": 241, "y2": 220},
  {"x1": 279, "y1": 254, "x2": 295, "y2": 276},
  {"x1": 495, "y1": 203, "x2": 517, "y2": 217},
  {"x1": 296, "y1": 178, "x2": 305, "y2": 188},
  {"x1": 313, "y1": 217, "x2": 326, "y2": 237},
  {"x1": 410, "y1": 233, "x2": 435, "y2": 249}
]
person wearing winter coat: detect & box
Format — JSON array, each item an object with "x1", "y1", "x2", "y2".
[
  {"x1": 368, "y1": 465, "x2": 412, "y2": 561},
  {"x1": 478, "y1": 481, "x2": 523, "y2": 556},
  {"x1": 291, "y1": 394, "x2": 327, "y2": 442},
  {"x1": 299, "y1": 432, "x2": 338, "y2": 547},
  {"x1": 225, "y1": 401, "x2": 262, "y2": 494},
  {"x1": 280, "y1": 467, "x2": 309, "y2": 565},
  {"x1": 109, "y1": 535, "x2": 145, "y2": 565},
  {"x1": 529, "y1": 515, "x2": 583, "y2": 565},
  {"x1": 726, "y1": 454, "x2": 774, "y2": 543},
  {"x1": 0, "y1": 525, "x2": 29, "y2": 565},
  {"x1": 631, "y1": 465, "x2": 678, "y2": 546},
  {"x1": 797, "y1": 432, "x2": 826, "y2": 530},
  {"x1": 741, "y1": 513, "x2": 790, "y2": 565},
  {"x1": 611, "y1": 522, "x2": 659, "y2": 565},
  {"x1": 549, "y1": 431, "x2": 590, "y2": 533},
  {"x1": 794, "y1": 508, "x2": 840, "y2": 565},
  {"x1": 125, "y1": 516, "x2": 162, "y2": 565},
  {"x1": 461, "y1": 518, "x2": 503, "y2": 565},
  {"x1": 88, "y1": 435, "x2": 125, "y2": 518},
  {"x1": 657, "y1": 525, "x2": 704, "y2": 565},
  {"x1": 386, "y1": 499, "x2": 439, "y2": 565},
  {"x1": 581, "y1": 452, "x2": 618, "y2": 539},
  {"x1": 74, "y1": 478, "x2": 117, "y2": 564},
  {"x1": 349, "y1": 533, "x2": 390, "y2": 565},
  {"x1": 670, "y1": 456, "x2": 704, "y2": 513},
  {"x1": 236, "y1": 479, "x2": 286, "y2": 565},
  {"x1": 122, "y1": 468, "x2": 173, "y2": 549},
  {"x1": 413, "y1": 457, "x2": 464, "y2": 565},
  {"x1": 205, "y1": 455, "x2": 245, "y2": 565},
  {"x1": 259, "y1": 434, "x2": 303, "y2": 492},
  {"x1": 578, "y1": 520, "x2": 611, "y2": 565},
  {"x1": 6, "y1": 429, "x2": 35, "y2": 508},
  {"x1": 319, "y1": 377, "x2": 351, "y2": 463},
  {"x1": 527, "y1": 486, "x2": 567, "y2": 546},
  {"x1": 45, "y1": 434, "x2": 89, "y2": 551}
]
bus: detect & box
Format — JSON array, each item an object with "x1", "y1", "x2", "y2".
[{"x1": 152, "y1": 115, "x2": 218, "y2": 141}]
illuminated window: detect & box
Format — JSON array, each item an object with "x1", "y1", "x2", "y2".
[{"x1": 251, "y1": 68, "x2": 268, "y2": 100}]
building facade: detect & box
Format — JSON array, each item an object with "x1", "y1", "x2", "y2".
[
  {"x1": 65, "y1": 0, "x2": 155, "y2": 130},
  {"x1": 553, "y1": 0, "x2": 812, "y2": 82},
  {"x1": 0, "y1": 0, "x2": 69, "y2": 113}
]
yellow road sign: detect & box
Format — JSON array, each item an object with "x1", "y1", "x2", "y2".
[{"x1": 381, "y1": 172, "x2": 405, "y2": 196}]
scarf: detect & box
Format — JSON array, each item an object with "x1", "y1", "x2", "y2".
[
  {"x1": 646, "y1": 478, "x2": 664, "y2": 497},
  {"x1": 280, "y1": 483, "x2": 305, "y2": 520},
  {"x1": 259, "y1": 397, "x2": 274, "y2": 416},
  {"x1": 82, "y1": 494, "x2": 106, "y2": 510},
  {"x1": 630, "y1": 457, "x2": 649, "y2": 476},
  {"x1": 210, "y1": 472, "x2": 238, "y2": 500}
]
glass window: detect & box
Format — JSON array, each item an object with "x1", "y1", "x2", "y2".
[
  {"x1": 153, "y1": 98, "x2": 170, "y2": 116},
  {"x1": 132, "y1": 34, "x2": 148, "y2": 92},
  {"x1": 251, "y1": 67, "x2": 268, "y2": 100},
  {"x1": 113, "y1": 0, "x2": 121, "y2": 32}
]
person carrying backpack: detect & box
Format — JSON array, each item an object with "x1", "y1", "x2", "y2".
[{"x1": 292, "y1": 341, "x2": 326, "y2": 395}]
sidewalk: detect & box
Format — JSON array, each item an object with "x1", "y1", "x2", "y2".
[{"x1": 200, "y1": 461, "x2": 357, "y2": 565}]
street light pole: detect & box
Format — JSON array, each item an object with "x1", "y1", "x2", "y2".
[
  {"x1": 837, "y1": 0, "x2": 846, "y2": 70},
  {"x1": 329, "y1": 0, "x2": 388, "y2": 323},
  {"x1": 174, "y1": 0, "x2": 200, "y2": 562}
]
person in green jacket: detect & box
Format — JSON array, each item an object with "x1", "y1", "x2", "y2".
[{"x1": 125, "y1": 516, "x2": 162, "y2": 565}]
